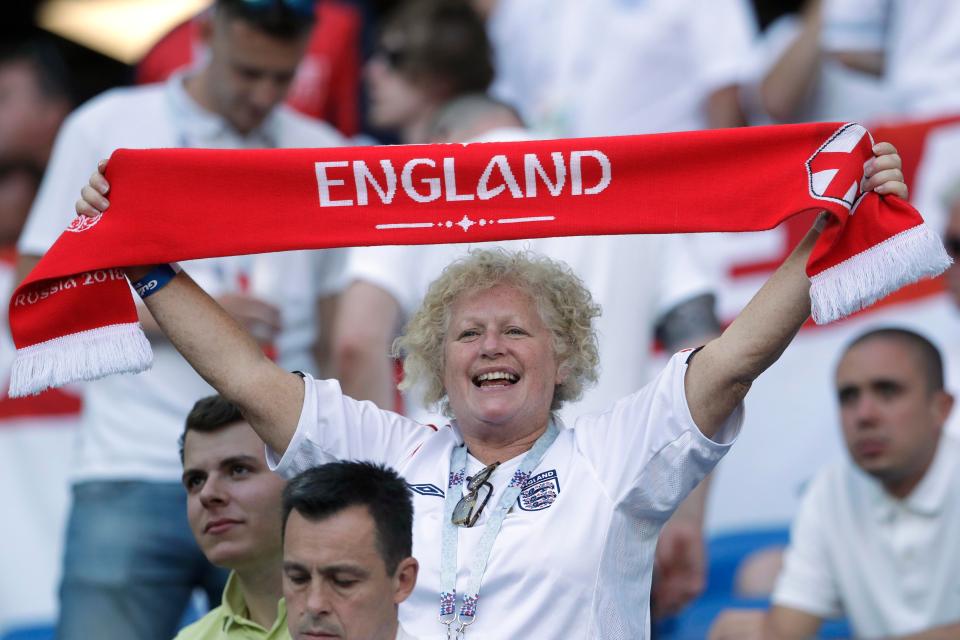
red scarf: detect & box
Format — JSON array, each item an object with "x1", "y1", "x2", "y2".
[{"x1": 8, "y1": 122, "x2": 949, "y2": 396}]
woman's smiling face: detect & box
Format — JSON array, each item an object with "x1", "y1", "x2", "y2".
[{"x1": 442, "y1": 284, "x2": 562, "y2": 439}]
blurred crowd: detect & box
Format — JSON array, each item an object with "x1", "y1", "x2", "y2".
[{"x1": 2, "y1": 0, "x2": 960, "y2": 638}]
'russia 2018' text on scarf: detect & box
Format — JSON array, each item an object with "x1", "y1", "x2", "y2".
[{"x1": 8, "y1": 122, "x2": 950, "y2": 396}]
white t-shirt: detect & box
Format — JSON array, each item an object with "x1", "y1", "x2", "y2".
[
  {"x1": 822, "y1": 0, "x2": 960, "y2": 118},
  {"x1": 489, "y1": 0, "x2": 755, "y2": 137},
  {"x1": 773, "y1": 435, "x2": 960, "y2": 638},
  {"x1": 18, "y1": 74, "x2": 348, "y2": 482},
  {"x1": 343, "y1": 235, "x2": 715, "y2": 425},
  {"x1": 269, "y1": 351, "x2": 742, "y2": 640}
]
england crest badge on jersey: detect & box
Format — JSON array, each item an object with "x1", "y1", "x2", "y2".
[{"x1": 517, "y1": 469, "x2": 560, "y2": 511}]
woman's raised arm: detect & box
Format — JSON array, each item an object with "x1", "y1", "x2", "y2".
[{"x1": 684, "y1": 142, "x2": 907, "y2": 438}]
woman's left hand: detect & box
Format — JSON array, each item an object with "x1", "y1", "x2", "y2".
[{"x1": 863, "y1": 142, "x2": 907, "y2": 199}]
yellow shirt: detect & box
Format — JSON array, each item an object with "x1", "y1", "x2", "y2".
[{"x1": 173, "y1": 572, "x2": 290, "y2": 640}]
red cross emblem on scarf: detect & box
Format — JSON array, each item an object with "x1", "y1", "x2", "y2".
[
  {"x1": 65, "y1": 212, "x2": 102, "y2": 233},
  {"x1": 806, "y1": 123, "x2": 874, "y2": 210}
]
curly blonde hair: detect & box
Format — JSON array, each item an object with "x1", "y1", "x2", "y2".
[{"x1": 393, "y1": 248, "x2": 601, "y2": 416}]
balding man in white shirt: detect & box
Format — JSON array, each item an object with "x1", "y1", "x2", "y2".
[{"x1": 711, "y1": 328, "x2": 960, "y2": 640}]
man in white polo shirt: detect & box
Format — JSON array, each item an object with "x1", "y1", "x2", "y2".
[{"x1": 710, "y1": 328, "x2": 960, "y2": 639}]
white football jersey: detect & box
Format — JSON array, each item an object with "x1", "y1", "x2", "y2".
[{"x1": 269, "y1": 352, "x2": 741, "y2": 639}]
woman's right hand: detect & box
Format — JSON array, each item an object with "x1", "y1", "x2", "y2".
[
  {"x1": 74, "y1": 159, "x2": 282, "y2": 342},
  {"x1": 73, "y1": 160, "x2": 157, "y2": 281},
  {"x1": 76, "y1": 159, "x2": 110, "y2": 218},
  {"x1": 73, "y1": 160, "x2": 155, "y2": 279}
]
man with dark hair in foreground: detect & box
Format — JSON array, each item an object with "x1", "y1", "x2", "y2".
[{"x1": 282, "y1": 462, "x2": 420, "y2": 640}]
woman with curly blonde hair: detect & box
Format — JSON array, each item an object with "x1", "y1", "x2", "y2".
[
  {"x1": 395, "y1": 248, "x2": 600, "y2": 416},
  {"x1": 77, "y1": 143, "x2": 908, "y2": 639}
]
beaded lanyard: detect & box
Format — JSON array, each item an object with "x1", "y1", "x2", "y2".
[{"x1": 438, "y1": 421, "x2": 559, "y2": 638}]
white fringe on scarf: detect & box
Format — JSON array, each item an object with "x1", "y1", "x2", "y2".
[
  {"x1": 9, "y1": 322, "x2": 152, "y2": 397},
  {"x1": 810, "y1": 223, "x2": 952, "y2": 325}
]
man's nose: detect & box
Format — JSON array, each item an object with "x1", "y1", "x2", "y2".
[
  {"x1": 853, "y1": 395, "x2": 880, "y2": 426},
  {"x1": 364, "y1": 56, "x2": 385, "y2": 81},
  {"x1": 198, "y1": 475, "x2": 226, "y2": 507},
  {"x1": 250, "y1": 78, "x2": 286, "y2": 111},
  {"x1": 305, "y1": 580, "x2": 332, "y2": 614}
]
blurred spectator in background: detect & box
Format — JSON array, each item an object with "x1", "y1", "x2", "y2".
[
  {"x1": 428, "y1": 92, "x2": 524, "y2": 143},
  {"x1": 0, "y1": 169, "x2": 38, "y2": 249},
  {"x1": 282, "y1": 461, "x2": 419, "y2": 640},
  {"x1": 740, "y1": 0, "x2": 892, "y2": 124},
  {"x1": 138, "y1": 0, "x2": 364, "y2": 137},
  {"x1": 710, "y1": 329, "x2": 960, "y2": 640},
  {"x1": 743, "y1": 0, "x2": 960, "y2": 125},
  {"x1": 174, "y1": 396, "x2": 288, "y2": 640},
  {"x1": 364, "y1": 0, "x2": 494, "y2": 144},
  {"x1": 937, "y1": 190, "x2": 960, "y2": 440},
  {"x1": 0, "y1": 37, "x2": 78, "y2": 631},
  {"x1": 484, "y1": 0, "x2": 754, "y2": 137},
  {"x1": 332, "y1": 92, "x2": 721, "y2": 619},
  {"x1": 0, "y1": 39, "x2": 72, "y2": 245},
  {"x1": 15, "y1": 1, "x2": 347, "y2": 638},
  {"x1": 820, "y1": 0, "x2": 960, "y2": 119}
]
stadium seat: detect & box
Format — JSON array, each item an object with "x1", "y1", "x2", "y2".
[{"x1": 655, "y1": 527, "x2": 850, "y2": 639}]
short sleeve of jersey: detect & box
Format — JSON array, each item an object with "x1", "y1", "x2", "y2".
[
  {"x1": 18, "y1": 108, "x2": 101, "y2": 256},
  {"x1": 821, "y1": 0, "x2": 889, "y2": 52},
  {"x1": 266, "y1": 373, "x2": 433, "y2": 479},
  {"x1": 572, "y1": 350, "x2": 742, "y2": 517},
  {"x1": 691, "y1": 0, "x2": 757, "y2": 90},
  {"x1": 772, "y1": 469, "x2": 844, "y2": 619}
]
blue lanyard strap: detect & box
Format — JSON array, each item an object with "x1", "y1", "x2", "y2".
[{"x1": 439, "y1": 421, "x2": 559, "y2": 637}]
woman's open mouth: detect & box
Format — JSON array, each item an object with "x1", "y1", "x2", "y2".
[{"x1": 473, "y1": 370, "x2": 520, "y2": 387}]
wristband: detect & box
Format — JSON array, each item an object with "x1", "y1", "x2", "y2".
[{"x1": 132, "y1": 263, "x2": 182, "y2": 298}]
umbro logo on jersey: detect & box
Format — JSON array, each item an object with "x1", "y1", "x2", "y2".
[
  {"x1": 408, "y1": 483, "x2": 445, "y2": 498},
  {"x1": 517, "y1": 469, "x2": 560, "y2": 511}
]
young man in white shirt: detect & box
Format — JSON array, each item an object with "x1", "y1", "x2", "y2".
[
  {"x1": 711, "y1": 328, "x2": 960, "y2": 639},
  {"x1": 18, "y1": 2, "x2": 346, "y2": 638}
]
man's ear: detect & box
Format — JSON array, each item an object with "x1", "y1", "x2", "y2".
[
  {"x1": 934, "y1": 390, "x2": 955, "y2": 428},
  {"x1": 392, "y1": 557, "x2": 419, "y2": 604}
]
